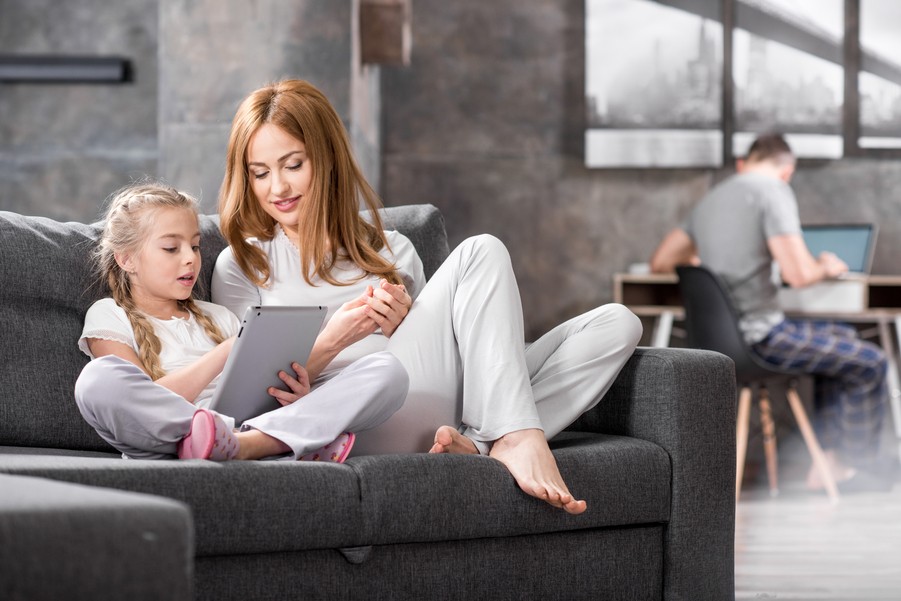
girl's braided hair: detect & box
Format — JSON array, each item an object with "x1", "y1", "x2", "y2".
[{"x1": 94, "y1": 182, "x2": 226, "y2": 380}]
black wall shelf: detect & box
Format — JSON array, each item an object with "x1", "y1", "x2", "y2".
[{"x1": 0, "y1": 56, "x2": 130, "y2": 83}]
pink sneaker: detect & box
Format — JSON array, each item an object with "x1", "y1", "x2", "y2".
[
  {"x1": 298, "y1": 432, "x2": 355, "y2": 463},
  {"x1": 177, "y1": 409, "x2": 239, "y2": 461}
]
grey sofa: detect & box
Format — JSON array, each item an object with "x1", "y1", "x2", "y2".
[{"x1": 0, "y1": 204, "x2": 737, "y2": 601}]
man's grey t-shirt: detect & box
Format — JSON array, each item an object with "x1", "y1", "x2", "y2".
[{"x1": 682, "y1": 172, "x2": 801, "y2": 344}]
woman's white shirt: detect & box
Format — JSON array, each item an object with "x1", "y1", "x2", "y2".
[
  {"x1": 78, "y1": 298, "x2": 240, "y2": 409},
  {"x1": 211, "y1": 228, "x2": 426, "y2": 379}
]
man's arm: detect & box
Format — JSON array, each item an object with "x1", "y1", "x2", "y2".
[
  {"x1": 768, "y1": 233, "x2": 848, "y2": 287},
  {"x1": 650, "y1": 228, "x2": 700, "y2": 274}
]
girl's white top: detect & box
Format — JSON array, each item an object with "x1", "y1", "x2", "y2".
[{"x1": 78, "y1": 298, "x2": 240, "y2": 409}]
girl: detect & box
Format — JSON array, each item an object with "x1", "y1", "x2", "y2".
[
  {"x1": 75, "y1": 182, "x2": 408, "y2": 461},
  {"x1": 212, "y1": 80, "x2": 643, "y2": 513}
]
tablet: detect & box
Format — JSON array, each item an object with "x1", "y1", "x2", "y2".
[{"x1": 209, "y1": 305, "x2": 327, "y2": 424}]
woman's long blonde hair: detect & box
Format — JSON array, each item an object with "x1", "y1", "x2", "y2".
[
  {"x1": 219, "y1": 79, "x2": 401, "y2": 288},
  {"x1": 95, "y1": 182, "x2": 226, "y2": 380}
]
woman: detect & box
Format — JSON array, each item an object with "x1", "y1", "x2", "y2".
[{"x1": 212, "y1": 80, "x2": 642, "y2": 514}]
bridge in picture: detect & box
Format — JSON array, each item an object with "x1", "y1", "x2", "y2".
[{"x1": 654, "y1": 0, "x2": 901, "y2": 85}]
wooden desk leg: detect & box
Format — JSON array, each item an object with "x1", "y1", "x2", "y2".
[
  {"x1": 651, "y1": 310, "x2": 674, "y2": 348},
  {"x1": 736, "y1": 387, "x2": 753, "y2": 503},
  {"x1": 758, "y1": 387, "x2": 779, "y2": 497},
  {"x1": 785, "y1": 387, "x2": 840, "y2": 504},
  {"x1": 876, "y1": 317, "x2": 901, "y2": 462}
]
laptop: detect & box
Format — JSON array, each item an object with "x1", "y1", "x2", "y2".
[
  {"x1": 210, "y1": 305, "x2": 327, "y2": 424},
  {"x1": 801, "y1": 223, "x2": 878, "y2": 275},
  {"x1": 779, "y1": 224, "x2": 877, "y2": 313}
]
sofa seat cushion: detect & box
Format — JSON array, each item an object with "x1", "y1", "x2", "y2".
[
  {"x1": 0, "y1": 452, "x2": 366, "y2": 556},
  {"x1": 351, "y1": 433, "x2": 670, "y2": 545},
  {"x1": 0, "y1": 433, "x2": 669, "y2": 556}
]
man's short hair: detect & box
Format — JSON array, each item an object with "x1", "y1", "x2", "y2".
[{"x1": 747, "y1": 133, "x2": 795, "y2": 166}]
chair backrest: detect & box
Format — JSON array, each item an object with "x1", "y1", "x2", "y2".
[{"x1": 676, "y1": 265, "x2": 784, "y2": 383}]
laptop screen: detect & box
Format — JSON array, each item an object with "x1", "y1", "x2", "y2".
[{"x1": 801, "y1": 224, "x2": 877, "y2": 274}]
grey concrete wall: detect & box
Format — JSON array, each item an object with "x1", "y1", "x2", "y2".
[
  {"x1": 792, "y1": 160, "x2": 901, "y2": 275},
  {"x1": 380, "y1": 0, "x2": 901, "y2": 340},
  {"x1": 158, "y1": 0, "x2": 380, "y2": 213},
  {"x1": 2, "y1": 0, "x2": 378, "y2": 219},
  {"x1": 0, "y1": 0, "x2": 158, "y2": 221}
]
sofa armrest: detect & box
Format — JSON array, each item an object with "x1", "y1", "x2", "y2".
[
  {"x1": 0, "y1": 474, "x2": 194, "y2": 601},
  {"x1": 568, "y1": 346, "x2": 736, "y2": 601}
]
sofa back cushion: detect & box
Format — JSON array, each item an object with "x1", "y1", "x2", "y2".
[
  {"x1": 0, "y1": 204, "x2": 448, "y2": 452},
  {"x1": 379, "y1": 204, "x2": 449, "y2": 280}
]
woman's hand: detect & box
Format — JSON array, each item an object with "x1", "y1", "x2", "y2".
[
  {"x1": 268, "y1": 362, "x2": 311, "y2": 406},
  {"x1": 304, "y1": 284, "x2": 409, "y2": 381},
  {"x1": 304, "y1": 295, "x2": 380, "y2": 382},
  {"x1": 364, "y1": 279, "x2": 412, "y2": 338},
  {"x1": 321, "y1": 295, "x2": 381, "y2": 349}
]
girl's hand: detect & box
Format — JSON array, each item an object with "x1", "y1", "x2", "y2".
[
  {"x1": 364, "y1": 279, "x2": 412, "y2": 338},
  {"x1": 268, "y1": 362, "x2": 311, "y2": 406}
]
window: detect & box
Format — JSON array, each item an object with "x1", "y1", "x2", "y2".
[
  {"x1": 584, "y1": 0, "x2": 901, "y2": 166},
  {"x1": 857, "y1": 0, "x2": 901, "y2": 151}
]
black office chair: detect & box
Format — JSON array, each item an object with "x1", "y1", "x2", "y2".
[{"x1": 675, "y1": 265, "x2": 839, "y2": 502}]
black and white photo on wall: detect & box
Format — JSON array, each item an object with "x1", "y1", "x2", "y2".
[
  {"x1": 585, "y1": 0, "x2": 724, "y2": 167},
  {"x1": 732, "y1": 0, "x2": 843, "y2": 159},
  {"x1": 585, "y1": 0, "x2": 901, "y2": 167}
]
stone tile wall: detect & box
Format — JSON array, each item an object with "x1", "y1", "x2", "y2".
[
  {"x1": 158, "y1": 0, "x2": 379, "y2": 213},
  {"x1": 0, "y1": 0, "x2": 158, "y2": 221},
  {"x1": 1, "y1": 0, "x2": 378, "y2": 218}
]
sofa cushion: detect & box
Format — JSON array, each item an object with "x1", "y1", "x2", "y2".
[
  {"x1": 352, "y1": 434, "x2": 670, "y2": 545},
  {"x1": 0, "y1": 212, "x2": 107, "y2": 452},
  {"x1": 0, "y1": 473, "x2": 193, "y2": 601},
  {"x1": 0, "y1": 452, "x2": 367, "y2": 556},
  {"x1": 0, "y1": 433, "x2": 669, "y2": 557},
  {"x1": 379, "y1": 204, "x2": 449, "y2": 279}
]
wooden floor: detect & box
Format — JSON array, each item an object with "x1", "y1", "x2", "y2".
[{"x1": 735, "y1": 448, "x2": 901, "y2": 600}]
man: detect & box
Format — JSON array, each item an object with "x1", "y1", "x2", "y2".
[{"x1": 650, "y1": 133, "x2": 889, "y2": 491}]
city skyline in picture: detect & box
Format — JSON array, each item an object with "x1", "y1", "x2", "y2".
[
  {"x1": 732, "y1": 0, "x2": 844, "y2": 158},
  {"x1": 586, "y1": 8, "x2": 720, "y2": 129},
  {"x1": 584, "y1": 0, "x2": 723, "y2": 168},
  {"x1": 733, "y1": 30, "x2": 843, "y2": 134}
]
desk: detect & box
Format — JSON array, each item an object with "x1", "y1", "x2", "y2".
[{"x1": 614, "y1": 272, "x2": 901, "y2": 461}]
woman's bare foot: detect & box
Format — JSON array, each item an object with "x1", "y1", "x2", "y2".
[
  {"x1": 489, "y1": 428, "x2": 587, "y2": 515},
  {"x1": 234, "y1": 429, "x2": 290, "y2": 460},
  {"x1": 429, "y1": 425, "x2": 478, "y2": 454}
]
